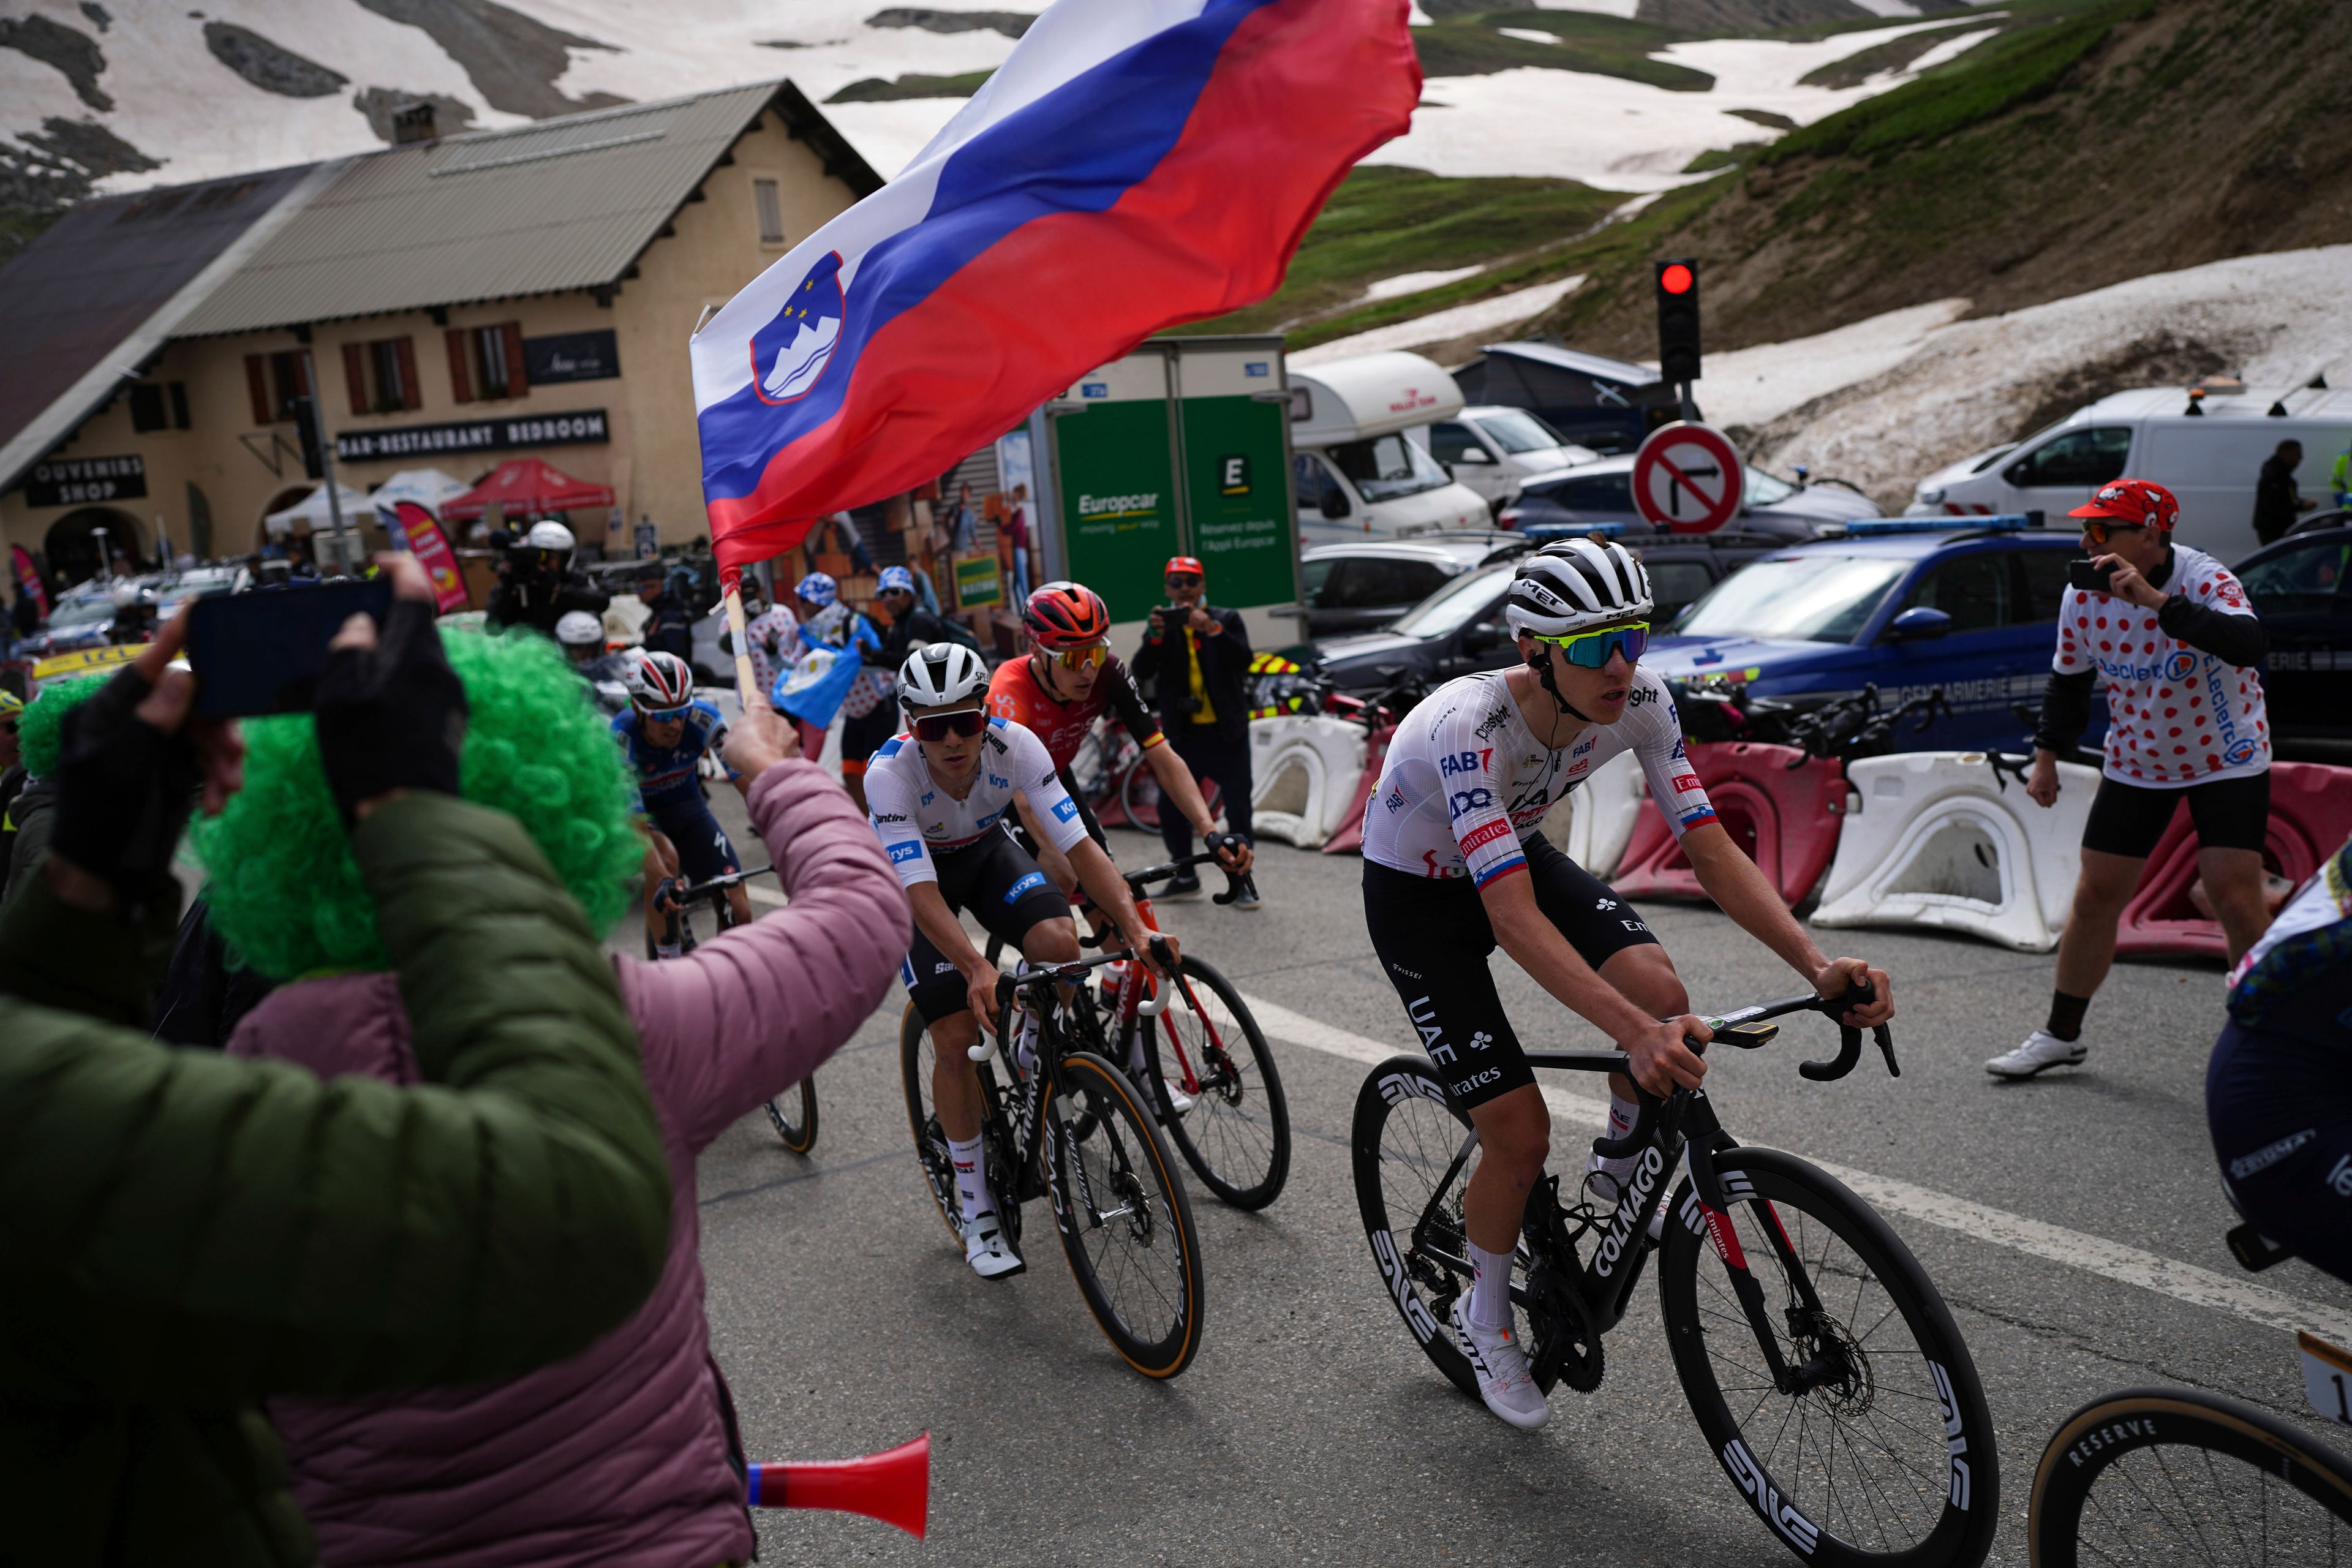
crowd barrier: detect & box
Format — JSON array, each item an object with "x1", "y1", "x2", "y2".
[
  {"x1": 1248, "y1": 714, "x2": 1371, "y2": 850},
  {"x1": 1321, "y1": 718, "x2": 1401, "y2": 856},
  {"x1": 1610, "y1": 743, "x2": 1845, "y2": 909},
  {"x1": 2114, "y1": 759, "x2": 2352, "y2": 960},
  {"x1": 1534, "y1": 750, "x2": 1646, "y2": 881},
  {"x1": 1811, "y1": 752, "x2": 2098, "y2": 952}
]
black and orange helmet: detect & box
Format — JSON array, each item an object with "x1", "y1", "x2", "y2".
[{"x1": 1022, "y1": 581, "x2": 1112, "y2": 650}]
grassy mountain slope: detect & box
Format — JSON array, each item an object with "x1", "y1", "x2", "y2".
[{"x1": 1532, "y1": 0, "x2": 2352, "y2": 358}]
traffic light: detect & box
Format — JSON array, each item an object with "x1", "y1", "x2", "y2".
[{"x1": 1654, "y1": 258, "x2": 1701, "y2": 386}]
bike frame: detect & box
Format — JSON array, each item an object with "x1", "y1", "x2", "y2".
[{"x1": 979, "y1": 951, "x2": 1158, "y2": 1231}]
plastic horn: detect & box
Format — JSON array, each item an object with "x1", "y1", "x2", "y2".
[{"x1": 745, "y1": 1433, "x2": 930, "y2": 1539}]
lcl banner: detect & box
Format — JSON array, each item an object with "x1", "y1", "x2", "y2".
[{"x1": 393, "y1": 502, "x2": 472, "y2": 614}]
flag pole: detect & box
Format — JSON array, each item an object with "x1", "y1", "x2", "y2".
[{"x1": 723, "y1": 571, "x2": 763, "y2": 709}]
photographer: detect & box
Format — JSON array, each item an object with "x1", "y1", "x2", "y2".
[
  {"x1": 1989, "y1": 479, "x2": 2274, "y2": 1079},
  {"x1": 1131, "y1": 554, "x2": 1253, "y2": 891},
  {"x1": 489, "y1": 519, "x2": 609, "y2": 636},
  {"x1": 0, "y1": 562, "x2": 672, "y2": 1562}
]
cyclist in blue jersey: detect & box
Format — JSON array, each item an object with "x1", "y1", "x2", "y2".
[{"x1": 613, "y1": 649, "x2": 757, "y2": 951}]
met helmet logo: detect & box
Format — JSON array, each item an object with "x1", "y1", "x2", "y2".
[{"x1": 750, "y1": 251, "x2": 845, "y2": 405}]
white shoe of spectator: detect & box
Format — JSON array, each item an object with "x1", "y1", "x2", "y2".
[{"x1": 1986, "y1": 1030, "x2": 2087, "y2": 1079}]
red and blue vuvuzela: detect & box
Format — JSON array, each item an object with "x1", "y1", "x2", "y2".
[{"x1": 690, "y1": 0, "x2": 1419, "y2": 575}]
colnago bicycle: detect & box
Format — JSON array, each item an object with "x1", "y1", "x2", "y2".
[
  {"x1": 1352, "y1": 985, "x2": 2000, "y2": 1567},
  {"x1": 901, "y1": 936, "x2": 1207, "y2": 1378},
  {"x1": 647, "y1": 865, "x2": 817, "y2": 1155},
  {"x1": 988, "y1": 850, "x2": 1290, "y2": 1210}
]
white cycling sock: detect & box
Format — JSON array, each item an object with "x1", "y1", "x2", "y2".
[
  {"x1": 948, "y1": 1134, "x2": 992, "y2": 1224},
  {"x1": 1467, "y1": 1240, "x2": 1515, "y2": 1333},
  {"x1": 655, "y1": 941, "x2": 682, "y2": 960}
]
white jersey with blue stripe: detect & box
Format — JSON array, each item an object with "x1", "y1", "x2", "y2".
[
  {"x1": 1362, "y1": 667, "x2": 1717, "y2": 888},
  {"x1": 863, "y1": 715, "x2": 1090, "y2": 888}
]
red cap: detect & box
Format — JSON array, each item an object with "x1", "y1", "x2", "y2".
[
  {"x1": 2069, "y1": 478, "x2": 2178, "y2": 532},
  {"x1": 1165, "y1": 556, "x2": 1205, "y2": 579}
]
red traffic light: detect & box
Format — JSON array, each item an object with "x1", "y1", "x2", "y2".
[{"x1": 1659, "y1": 262, "x2": 1694, "y2": 295}]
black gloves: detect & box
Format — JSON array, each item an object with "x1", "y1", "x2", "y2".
[
  {"x1": 51, "y1": 666, "x2": 203, "y2": 914},
  {"x1": 314, "y1": 598, "x2": 469, "y2": 823}
]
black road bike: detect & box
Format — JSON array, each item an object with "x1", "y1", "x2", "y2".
[
  {"x1": 647, "y1": 865, "x2": 816, "y2": 1155},
  {"x1": 1352, "y1": 987, "x2": 2000, "y2": 1568},
  {"x1": 900, "y1": 937, "x2": 1207, "y2": 1379},
  {"x1": 986, "y1": 850, "x2": 1290, "y2": 1210}
]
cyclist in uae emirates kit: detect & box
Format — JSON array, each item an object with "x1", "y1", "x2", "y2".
[
  {"x1": 1360, "y1": 538, "x2": 1896, "y2": 1431},
  {"x1": 865, "y1": 641, "x2": 1171, "y2": 1280}
]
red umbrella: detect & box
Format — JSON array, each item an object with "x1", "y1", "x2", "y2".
[{"x1": 442, "y1": 458, "x2": 615, "y2": 522}]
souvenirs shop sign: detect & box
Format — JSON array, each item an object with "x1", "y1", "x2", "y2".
[
  {"x1": 336, "y1": 409, "x2": 609, "y2": 463},
  {"x1": 23, "y1": 454, "x2": 146, "y2": 508}
]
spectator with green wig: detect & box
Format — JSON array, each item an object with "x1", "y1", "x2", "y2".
[
  {"x1": 212, "y1": 622, "x2": 910, "y2": 1566},
  {"x1": 0, "y1": 671, "x2": 106, "y2": 910}
]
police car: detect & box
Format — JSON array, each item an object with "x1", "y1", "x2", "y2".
[{"x1": 1645, "y1": 518, "x2": 2094, "y2": 753}]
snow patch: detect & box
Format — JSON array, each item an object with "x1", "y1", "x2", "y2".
[
  {"x1": 1702, "y1": 299, "x2": 1972, "y2": 429},
  {"x1": 1528, "y1": 0, "x2": 1641, "y2": 15},
  {"x1": 1363, "y1": 265, "x2": 1485, "y2": 302},
  {"x1": 1897, "y1": 26, "x2": 2001, "y2": 77},
  {"x1": 1293, "y1": 276, "x2": 1586, "y2": 366},
  {"x1": 1495, "y1": 28, "x2": 1562, "y2": 45}
]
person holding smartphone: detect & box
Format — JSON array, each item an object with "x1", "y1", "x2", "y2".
[
  {"x1": 1131, "y1": 555, "x2": 1254, "y2": 897},
  {"x1": 1989, "y1": 478, "x2": 2275, "y2": 1079}
]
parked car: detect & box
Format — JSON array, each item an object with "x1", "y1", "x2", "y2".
[
  {"x1": 1308, "y1": 532, "x2": 1781, "y2": 698},
  {"x1": 2235, "y1": 512, "x2": 2352, "y2": 760},
  {"x1": 1296, "y1": 532, "x2": 1529, "y2": 637},
  {"x1": 1499, "y1": 455, "x2": 1882, "y2": 538},
  {"x1": 1448, "y1": 340, "x2": 1679, "y2": 455},
  {"x1": 1643, "y1": 520, "x2": 2090, "y2": 752},
  {"x1": 1416, "y1": 405, "x2": 1598, "y2": 508},
  {"x1": 1289, "y1": 352, "x2": 1493, "y2": 542},
  {"x1": 1907, "y1": 380, "x2": 2352, "y2": 560}
]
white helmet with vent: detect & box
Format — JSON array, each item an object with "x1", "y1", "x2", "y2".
[
  {"x1": 1504, "y1": 538, "x2": 1654, "y2": 639},
  {"x1": 897, "y1": 641, "x2": 989, "y2": 710}
]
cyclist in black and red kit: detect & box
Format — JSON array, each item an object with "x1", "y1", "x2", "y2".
[{"x1": 987, "y1": 581, "x2": 1253, "y2": 900}]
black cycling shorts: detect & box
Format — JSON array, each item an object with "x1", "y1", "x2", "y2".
[
  {"x1": 2207, "y1": 1022, "x2": 2352, "y2": 1289},
  {"x1": 1363, "y1": 832, "x2": 1660, "y2": 1110},
  {"x1": 901, "y1": 828, "x2": 1074, "y2": 1023},
  {"x1": 2082, "y1": 770, "x2": 2270, "y2": 859},
  {"x1": 647, "y1": 798, "x2": 741, "y2": 884}
]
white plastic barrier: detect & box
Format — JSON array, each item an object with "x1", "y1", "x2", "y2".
[
  {"x1": 1534, "y1": 750, "x2": 1645, "y2": 881},
  {"x1": 1249, "y1": 714, "x2": 1371, "y2": 849},
  {"x1": 1811, "y1": 752, "x2": 2098, "y2": 952}
]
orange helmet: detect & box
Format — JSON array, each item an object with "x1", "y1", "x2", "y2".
[{"x1": 1022, "y1": 581, "x2": 1112, "y2": 650}]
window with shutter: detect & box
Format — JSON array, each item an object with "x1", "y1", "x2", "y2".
[
  {"x1": 500, "y1": 322, "x2": 527, "y2": 396},
  {"x1": 168, "y1": 382, "x2": 190, "y2": 429},
  {"x1": 246, "y1": 354, "x2": 271, "y2": 424},
  {"x1": 128, "y1": 384, "x2": 168, "y2": 432},
  {"x1": 754, "y1": 177, "x2": 784, "y2": 244},
  {"x1": 446, "y1": 328, "x2": 473, "y2": 403},
  {"x1": 342, "y1": 342, "x2": 369, "y2": 416},
  {"x1": 393, "y1": 336, "x2": 421, "y2": 410},
  {"x1": 473, "y1": 325, "x2": 509, "y2": 400},
  {"x1": 371, "y1": 339, "x2": 404, "y2": 412}
]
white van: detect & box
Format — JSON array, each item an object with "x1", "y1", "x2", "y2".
[
  {"x1": 1908, "y1": 383, "x2": 2352, "y2": 558},
  {"x1": 1287, "y1": 352, "x2": 1493, "y2": 544},
  {"x1": 1415, "y1": 405, "x2": 1599, "y2": 507}
]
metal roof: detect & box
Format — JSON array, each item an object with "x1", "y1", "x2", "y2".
[
  {"x1": 0, "y1": 160, "x2": 326, "y2": 491},
  {"x1": 176, "y1": 80, "x2": 881, "y2": 337}
]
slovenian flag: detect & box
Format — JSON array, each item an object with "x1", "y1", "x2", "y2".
[{"x1": 691, "y1": 0, "x2": 1419, "y2": 576}]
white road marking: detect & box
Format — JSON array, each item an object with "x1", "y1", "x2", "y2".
[{"x1": 1238, "y1": 991, "x2": 2352, "y2": 1346}]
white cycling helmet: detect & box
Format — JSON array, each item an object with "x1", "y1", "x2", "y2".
[
  {"x1": 554, "y1": 610, "x2": 604, "y2": 648},
  {"x1": 897, "y1": 641, "x2": 989, "y2": 710},
  {"x1": 1504, "y1": 538, "x2": 1654, "y2": 639},
  {"x1": 526, "y1": 519, "x2": 576, "y2": 553},
  {"x1": 624, "y1": 648, "x2": 695, "y2": 712}
]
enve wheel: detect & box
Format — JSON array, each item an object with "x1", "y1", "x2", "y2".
[
  {"x1": 1349, "y1": 1055, "x2": 1571, "y2": 1404},
  {"x1": 1134, "y1": 955, "x2": 1291, "y2": 1210},
  {"x1": 1657, "y1": 1145, "x2": 1999, "y2": 1568},
  {"x1": 898, "y1": 1002, "x2": 1022, "y2": 1253},
  {"x1": 764, "y1": 1079, "x2": 818, "y2": 1154},
  {"x1": 1041, "y1": 1051, "x2": 1205, "y2": 1379},
  {"x1": 2029, "y1": 1387, "x2": 2352, "y2": 1566}
]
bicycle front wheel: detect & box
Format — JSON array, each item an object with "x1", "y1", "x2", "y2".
[
  {"x1": 1137, "y1": 956, "x2": 1291, "y2": 1210},
  {"x1": 1659, "y1": 1145, "x2": 1998, "y2": 1568},
  {"x1": 2030, "y1": 1387, "x2": 2352, "y2": 1566},
  {"x1": 1042, "y1": 1052, "x2": 1205, "y2": 1378},
  {"x1": 899, "y1": 1002, "x2": 1022, "y2": 1254},
  {"x1": 764, "y1": 1078, "x2": 818, "y2": 1155}
]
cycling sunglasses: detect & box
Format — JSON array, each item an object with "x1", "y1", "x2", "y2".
[
  {"x1": 1164, "y1": 573, "x2": 1202, "y2": 589},
  {"x1": 913, "y1": 707, "x2": 988, "y2": 743},
  {"x1": 1536, "y1": 620, "x2": 1650, "y2": 669},
  {"x1": 1050, "y1": 643, "x2": 1107, "y2": 671},
  {"x1": 638, "y1": 704, "x2": 693, "y2": 725},
  {"x1": 2078, "y1": 518, "x2": 2146, "y2": 547}
]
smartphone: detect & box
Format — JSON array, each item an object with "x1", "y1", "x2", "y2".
[
  {"x1": 185, "y1": 579, "x2": 394, "y2": 718},
  {"x1": 2068, "y1": 560, "x2": 2117, "y2": 595}
]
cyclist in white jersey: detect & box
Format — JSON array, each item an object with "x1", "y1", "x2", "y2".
[
  {"x1": 1360, "y1": 538, "x2": 1896, "y2": 1432},
  {"x1": 864, "y1": 642, "x2": 1168, "y2": 1281}
]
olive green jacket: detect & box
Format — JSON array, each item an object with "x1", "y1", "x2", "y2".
[{"x1": 0, "y1": 794, "x2": 673, "y2": 1566}]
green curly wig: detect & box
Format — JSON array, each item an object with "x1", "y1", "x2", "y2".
[
  {"x1": 194, "y1": 627, "x2": 643, "y2": 982},
  {"x1": 20, "y1": 673, "x2": 108, "y2": 778}
]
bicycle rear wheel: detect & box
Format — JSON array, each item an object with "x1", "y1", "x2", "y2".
[
  {"x1": 2030, "y1": 1387, "x2": 2352, "y2": 1566},
  {"x1": 1120, "y1": 760, "x2": 1163, "y2": 833},
  {"x1": 1136, "y1": 956, "x2": 1290, "y2": 1210},
  {"x1": 1658, "y1": 1145, "x2": 1997, "y2": 1568},
  {"x1": 898, "y1": 1003, "x2": 1022, "y2": 1254},
  {"x1": 1042, "y1": 1052, "x2": 1205, "y2": 1378},
  {"x1": 764, "y1": 1079, "x2": 818, "y2": 1155}
]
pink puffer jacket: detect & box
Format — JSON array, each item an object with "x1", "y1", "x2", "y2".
[{"x1": 225, "y1": 760, "x2": 909, "y2": 1568}]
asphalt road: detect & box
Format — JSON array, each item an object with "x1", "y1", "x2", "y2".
[{"x1": 662, "y1": 781, "x2": 2352, "y2": 1567}]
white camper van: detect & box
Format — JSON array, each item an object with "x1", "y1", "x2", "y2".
[
  {"x1": 1415, "y1": 405, "x2": 1599, "y2": 507},
  {"x1": 1287, "y1": 352, "x2": 1492, "y2": 543},
  {"x1": 1909, "y1": 383, "x2": 2352, "y2": 558}
]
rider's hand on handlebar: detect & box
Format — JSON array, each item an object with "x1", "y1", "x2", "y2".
[
  {"x1": 960, "y1": 958, "x2": 1002, "y2": 1034},
  {"x1": 1118, "y1": 926, "x2": 1179, "y2": 976},
  {"x1": 1620, "y1": 1015, "x2": 1709, "y2": 1098},
  {"x1": 2026, "y1": 750, "x2": 2060, "y2": 809},
  {"x1": 1814, "y1": 957, "x2": 1894, "y2": 1029},
  {"x1": 1206, "y1": 829, "x2": 1253, "y2": 876}
]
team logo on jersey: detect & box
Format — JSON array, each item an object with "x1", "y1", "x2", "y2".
[
  {"x1": 2225, "y1": 737, "x2": 2259, "y2": 766},
  {"x1": 1449, "y1": 787, "x2": 1494, "y2": 819},
  {"x1": 1005, "y1": 872, "x2": 1047, "y2": 902},
  {"x1": 888, "y1": 842, "x2": 922, "y2": 864},
  {"x1": 2165, "y1": 650, "x2": 2196, "y2": 680},
  {"x1": 1439, "y1": 748, "x2": 1491, "y2": 778},
  {"x1": 1051, "y1": 797, "x2": 1079, "y2": 822}
]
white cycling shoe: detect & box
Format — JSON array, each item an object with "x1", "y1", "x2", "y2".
[
  {"x1": 1450, "y1": 1297, "x2": 1550, "y2": 1431},
  {"x1": 1126, "y1": 1049, "x2": 1194, "y2": 1115},
  {"x1": 1986, "y1": 1030, "x2": 2087, "y2": 1079},
  {"x1": 962, "y1": 1212, "x2": 1025, "y2": 1280}
]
